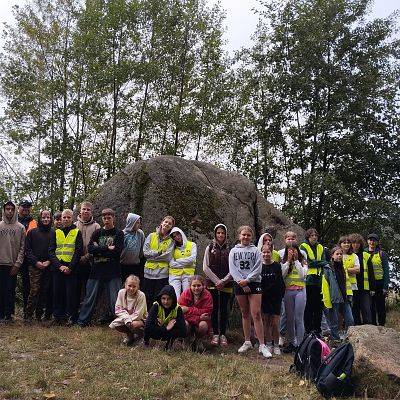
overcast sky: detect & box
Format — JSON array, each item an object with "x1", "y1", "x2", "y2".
[{"x1": 1, "y1": 0, "x2": 399, "y2": 54}]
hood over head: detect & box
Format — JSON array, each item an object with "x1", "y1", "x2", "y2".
[
  {"x1": 213, "y1": 223, "x2": 228, "y2": 244},
  {"x1": 156, "y1": 284, "x2": 177, "y2": 309},
  {"x1": 123, "y1": 213, "x2": 141, "y2": 234},
  {"x1": 2, "y1": 201, "x2": 18, "y2": 224},
  {"x1": 257, "y1": 232, "x2": 273, "y2": 251},
  {"x1": 170, "y1": 227, "x2": 187, "y2": 247},
  {"x1": 38, "y1": 210, "x2": 53, "y2": 232}
]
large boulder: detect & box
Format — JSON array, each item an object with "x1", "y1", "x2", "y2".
[
  {"x1": 348, "y1": 324, "x2": 400, "y2": 398},
  {"x1": 89, "y1": 156, "x2": 304, "y2": 264}
]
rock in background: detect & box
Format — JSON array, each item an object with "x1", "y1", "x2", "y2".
[
  {"x1": 89, "y1": 155, "x2": 304, "y2": 263},
  {"x1": 348, "y1": 324, "x2": 400, "y2": 398}
]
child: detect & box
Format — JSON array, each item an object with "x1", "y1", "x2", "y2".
[
  {"x1": 25, "y1": 210, "x2": 53, "y2": 322},
  {"x1": 257, "y1": 232, "x2": 281, "y2": 262},
  {"x1": 144, "y1": 284, "x2": 187, "y2": 350},
  {"x1": 300, "y1": 228, "x2": 329, "y2": 335},
  {"x1": 281, "y1": 244, "x2": 308, "y2": 353},
  {"x1": 260, "y1": 244, "x2": 285, "y2": 356},
  {"x1": 322, "y1": 247, "x2": 354, "y2": 342},
  {"x1": 120, "y1": 213, "x2": 145, "y2": 283},
  {"x1": 109, "y1": 275, "x2": 147, "y2": 346},
  {"x1": 229, "y1": 225, "x2": 272, "y2": 358},
  {"x1": 143, "y1": 216, "x2": 175, "y2": 310},
  {"x1": 349, "y1": 233, "x2": 371, "y2": 325},
  {"x1": 202, "y1": 223, "x2": 232, "y2": 346},
  {"x1": 339, "y1": 236, "x2": 360, "y2": 293},
  {"x1": 178, "y1": 275, "x2": 213, "y2": 340},
  {"x1": 169, "y1": 227, "x2": 197, "y2": 298}
]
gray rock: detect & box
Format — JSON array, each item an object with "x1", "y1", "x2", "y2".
[
  {"x1": 348, "y1": 324, "x2": 400, "y2": 398},
  {"x1": 88, "y1": 155, "x2": 304, "y2": 267}
]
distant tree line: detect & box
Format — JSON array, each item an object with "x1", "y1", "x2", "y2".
[{"x1": 1, "y1": 0, "x2": 399, "y2": 287}]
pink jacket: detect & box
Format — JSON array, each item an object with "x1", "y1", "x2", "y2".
[{"x1": 178, "y1": 288, "x2": 213, "y2": 329}]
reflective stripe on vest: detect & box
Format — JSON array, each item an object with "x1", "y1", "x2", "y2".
[
  {"x1": 55, "y1": 228, "x2": 79, "y2": 263},
  {"x1": 301, "y1": 243, "x2": 323, "y2": 275},
  {"x1": 284, "y1": 264, "x2": 305, "y2": 288},
  {"x1": 156, "y1": 302, "x2": 179, "y2": 326},
  {"x1": 170, "y1": 241, "x2": 195, "y2": 276},
  {"x1": 343, "y1": 253, "x2": 357, "y2": 285},
  {"x1": 360, "y1": 252, "x2": 371, "y2": 291},
  {"x1": 145, "y1": 232, "x2": 172, "y2": 270},
  {"x1": 365, "y1": 252, "x2": 383, "y2": 281}
]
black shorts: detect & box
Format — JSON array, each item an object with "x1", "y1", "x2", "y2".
[
  {"x1": 262, "y1": 297, "x2": 282, "y2": 316},
  {"x1": 234, "y1": 282, "x2": 262, "y2": 296}
]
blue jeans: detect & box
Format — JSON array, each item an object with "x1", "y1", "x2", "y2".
[
  {"x1": 78, "y1": 277, "x2": 121, "y2": 326},
  {"x1": 326, "y1": 301, "x2": 354, "y2": 340}
]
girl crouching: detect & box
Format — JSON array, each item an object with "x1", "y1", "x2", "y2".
[{"x1": 109, "y1": 275, "x2": 147, "y2": 346}]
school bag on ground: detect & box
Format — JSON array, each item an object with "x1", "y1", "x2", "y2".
[
  {"x1": 290, "y1": 332, "x2": 330, "y2": 381},
  {"x1": 315, "y1": 342, "x2": 354, "y2": 398}
]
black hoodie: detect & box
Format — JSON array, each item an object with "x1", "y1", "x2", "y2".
[
  {"x1": 26, "y1": 213, "x2": 55, "y2": 266},
  {"x1": 145, "y1": 285, "x2": 186, "y2": 337}
]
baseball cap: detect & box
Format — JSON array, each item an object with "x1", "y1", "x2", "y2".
[
  {"x1": 367, "y1": 233, "x2": 379, "y2": 241},
  {"x1": 19, "y1": 199, "x2": 32, "y2": 207}
]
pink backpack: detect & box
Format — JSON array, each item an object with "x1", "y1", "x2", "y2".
[{"x1": 316, "y1": 337, "x2": 331, "y2": 360}]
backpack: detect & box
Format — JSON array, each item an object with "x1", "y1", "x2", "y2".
[
  {"x1": 290, "y1": 333, "x2": 330, "y2": 381},
  {"x1": 315, "y1": 342, "x2": 354, "y2": 398}
]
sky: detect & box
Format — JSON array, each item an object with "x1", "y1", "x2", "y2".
[{"x1": 0, "y1": 0, "x2": 399, "y2": 55}]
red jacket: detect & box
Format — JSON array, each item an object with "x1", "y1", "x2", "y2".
[{"x1": 178, "y1": 288, "x2": 213, "y2": 329}]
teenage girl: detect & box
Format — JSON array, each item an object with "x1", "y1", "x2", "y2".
[
  {"x1": 109, "y1": 275, "x2": 147, "y2": 346},
  {"x1": 143, "y1": 216, "x2": 175, "y2": 310},
  {"x1": 281, "y1": 244, "x2": 308, "y2": 353},
  {"x1": 229, "y1": 226, "x2": 272, "y2": 358},
  {"x1": 178, "y1": 275, "x2": 213, "y2": 339},
  {"x1": 260, "y1": 244, "x2": 285, "y2": 356},
  {"x1": 257, "y1": 232, "x2": 281, "y2": 262},
  {"x1": 203, "y1": 223, "x2": 232, "y2": 346},
  {"x1": 339, "y1": 236, "x2": 360, "y2": 293}
]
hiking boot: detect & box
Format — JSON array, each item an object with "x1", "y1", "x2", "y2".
[
  {"x1": 238, "y1": 341, "x2": 253, "y2": 353},
  {"x1": 273, "y1": 345, "x2": 281, "y2": 356},
  {"x1": 220, "y1": 335, "x2": 228, "y2": 347},
  {"x1": 282, "y1": 343, "x2": 298, "y2": 354},
  {"x1": 211, "y1": 335, "x2": 219, "y2": 346},
  {"x1": 259, "y1": 344, "x2": 272, "y2": 358}
]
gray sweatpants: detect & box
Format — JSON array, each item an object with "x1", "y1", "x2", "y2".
[{"x1": 284, "y1": 288, "x2": 306, "y2": 346}]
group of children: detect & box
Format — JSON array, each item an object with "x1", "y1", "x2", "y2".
[{"x1": 0, "y1": 200, "x2": 390, "y2": 358}]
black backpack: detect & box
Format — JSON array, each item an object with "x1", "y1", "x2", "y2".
[
  {"x1": 290, "y1": 333, "x2": 325, "y2": 381},
  {"x1": 315, "y1": 342, "x2": 354, "y2": 398}
]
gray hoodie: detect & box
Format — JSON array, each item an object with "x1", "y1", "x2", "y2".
[
  {"x1": 169, "y1": 227, "x2": 197, "y2": 271},
  {"x1": 120, "y1": 213, "x2": 145, "y2": 266},
  {"x1": 229, "y1": 243, "x2": 262, "y2": 283},
  {"x1": 0, "y1": 201, "x2": 26, "y2": 269}
]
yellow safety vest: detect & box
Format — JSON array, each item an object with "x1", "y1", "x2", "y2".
[
  {"x1": 170, "y1": 241, "x2": 195, "y2": 276},
  {"x1": 301, "y1": 243, "x2": 323, "y2": 275},
  {"x1": 364, "y1": 251, "x2": 383, "y2": 281},
  {"x1": 284, "y1": 264, "x2": 305, "y2": 288},
  {"x1": 359, "y1": 252, "x2": 371, "y2": 291},
  {"x1": 145, "y1": 232, "x2": 172, "y2": 270},
  {"x1": 155, "y1": 302, "x2": 179, "y2": 326},
  {"x1": 272, "y1": 249, "x2": 281, "y2": 263},
  {"x1": 345, "y1": 268, "x2": 352, "y2": 296},
  {"x1": 55, "y1": 228, "x2": 79, "y2": 263},
  {"x1": 321, "y1": 268, "x2": 353, "y2": 307},
  {"x1": 343, "y1": 253, "x2": 358, "y2": 285}
]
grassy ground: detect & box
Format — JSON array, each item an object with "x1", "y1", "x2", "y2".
[
  {"x1": 0, "y1": 321, "x2": 319, "y2": 400},
  {"x1": 1, "y1": 309, "x2": 399, "y2": 400}
]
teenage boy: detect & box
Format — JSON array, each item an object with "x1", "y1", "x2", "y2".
[
  {"x1": 0, "y1": 201, "x2": 25, "y2": 322},
  {"x1": 366, "y1": 233, "x2": 390, "y2": 326},
  {"x1": 78, "y1": 208, "x2": 124, "y2": 327},
  {"x1": 49, "y1": 209, "x2": 83, "y2": 325},
  {"x1": 75, "y1": 201, "x2": 100, "y2": 302}
]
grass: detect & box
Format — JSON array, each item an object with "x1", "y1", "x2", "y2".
[
  {"x1": 0, "y1": 321, "x2": 320, "y2": 400},
  {"x1": 2, "y1": 307, "x2": 400, "y2": 400}
]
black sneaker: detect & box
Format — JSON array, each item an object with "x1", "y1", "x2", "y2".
[{"x1": 282, "y1": 343, "x2": 298, "y2": 354}]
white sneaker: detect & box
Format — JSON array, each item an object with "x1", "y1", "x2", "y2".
[
  {"x1": 238, "y1": 341, "x2": 253, "y2": 353},
  {"x1": 278, "y1": 336, "x2": 285, "y2": 347},
  {"x1": 273, "y1": 345, "x2": 281, "y2": 356},
  {"x1": 259, "y1": 344, "x2": 272, "y2": 358}
]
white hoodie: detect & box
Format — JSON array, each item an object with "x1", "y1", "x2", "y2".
[{"x1": 169, "y1": 227, "x2": 197, "y2": 271}]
